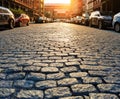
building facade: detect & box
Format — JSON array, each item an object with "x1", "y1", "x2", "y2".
[
  {"x1": 86, "y1": 0, "x2": 120, "y2": 14},
  {"x1": 0, "y1": 0, "x2": 44, "y2": 18},
  {"x1": 82, "y1": 0, "x2": 87, "y2": 13},
  {"x1": 71, "y1": 0, "x2": 83, "y2": 16},
  {"x1": 93, "y1": 0, "x2": 102, "y2": 11},
  {"x1": 44, "y1": 4, "x2": 70, "y2": 19},
  {"x1": 87, "y1": 0, "x2": 93, "y2": 13},
  {"x1": 101, "y1": 0, "x2": 120, "y2": 14}
]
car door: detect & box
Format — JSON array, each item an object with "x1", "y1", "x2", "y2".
[
  {"x1": 0, "y1": 8, "x2": 5, "y2": 25},
  {"x1": 93, "y1": 13, "x2": 99, "y2": 26},
  {"x1": 1, "y1": 8, "x2": 10, "y2": 25}
]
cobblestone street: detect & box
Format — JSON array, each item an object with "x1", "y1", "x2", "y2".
[{"x1": 0, "y1": 22, "x2": 120, "y2": 99}]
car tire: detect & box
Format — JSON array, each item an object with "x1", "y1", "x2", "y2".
[
  {"x1": 98, "y1": 21, "x2": 103, "y2": 29},
  {"x1": 9, "y1": 19, "x2": 14, "y2": 29},
  {"x1": 27, "y1": 22, "x2": 29, "y2": 26},
  {"x1": 85, "y1": 21, "x2": 89, "y2": 26},
  {"x1": 114, "y1": 23, "x2": 120, "y2": 32}
]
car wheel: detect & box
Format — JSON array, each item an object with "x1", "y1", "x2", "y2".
[
  {"x1": 98, "y1": 21, "x2": 103, "y2": 29},
  {"x1": 85, "y1": 21, "x2": 88, "y2": 26},
  {"x1": 9, "y1": 19, "x2": 14, "y2": 29},
  {"x1": 27, "y1": 22, "x2": 29, "y2": 26},
  {"x1": 114, "y1": 23, "x2": 120, "y2": 32}
]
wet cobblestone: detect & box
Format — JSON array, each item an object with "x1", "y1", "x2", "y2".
[{"x1": 0, "y1": 23, "x2": 120, "y2": 98}]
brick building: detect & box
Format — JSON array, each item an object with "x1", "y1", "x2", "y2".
[
  {"x1": 101, "y1": 0, "x2": 120, "y2": 14},
  {"x1": 87, "y1": 0, "x2": 120, "y2": 14},
  {"x1": 71, "y1": 0, "x2": 83, "y2": 16},
  {"x1": 87, "y1": 0, "x2": 93, "y2": 13},
  {"x1": 44, "y1": 4, "x2": 70, "y2": 19},
  {"x1": 0, "y1": 0, "x2": 44, "y2": 18}
]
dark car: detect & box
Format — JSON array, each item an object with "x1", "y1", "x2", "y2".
[
  {"x1": 35, "y1": 16, "x2": 46, "y2": 23},
  {"x1": 112, "y1": 12, "x2": 120, "y2": 32},
  {"x1": 15, "y1": 14, "x2": 30, "y2": 27},
  {"x1": 0, "y1": 6, "x2": 15, "y2": 29},
  {"x1": 81, "y1": 13, "x2": 89, "y2": 26},
  {"x1": 89, "y1": 11, "x2": 112, "y2": 29}
]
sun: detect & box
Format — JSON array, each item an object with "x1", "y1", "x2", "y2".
[{"x1": 44, "y1": 0, "x2": 71, "y2": 4}]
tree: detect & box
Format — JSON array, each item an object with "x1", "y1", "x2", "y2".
[
  {"x1": 10, "y1": 8, "x2": 25, "y2": 15},
  {"x1": 44, "y1": 11, "x2": 51, "y2": 18}
]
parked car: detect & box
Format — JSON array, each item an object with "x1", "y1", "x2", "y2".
[
  {"x1": 112, "y1": 12, "x2": 120, "y2": 32},
  {"x1": 89, "y1": 11, "x2": 113, "y2": 29},
  {"x1": 46, "y1": 18, "x2": 53, "y2": 23},
  {"x1": 81, "y1": 13, "x2": 89, "y2": 26},
  {"x1": 15, "y1": 14, "x2": 30, "y2": 27},
  {"x1": 35, "y1": 16, "x2": 46, "y2": 23},
  {"x1": 0, "y1": 6, "x2": 15, "y2": 29},
  {"x1": 74, "y1": 16, "x2": 82, "y2": 24}
]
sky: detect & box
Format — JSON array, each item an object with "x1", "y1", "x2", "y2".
[{"x1": 44, "y1": 0, "x2": 71, "y2": 4}]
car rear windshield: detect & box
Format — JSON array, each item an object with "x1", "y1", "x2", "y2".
[{"x1": 101, "y1": 11, "x2": 113, "y2": 16}]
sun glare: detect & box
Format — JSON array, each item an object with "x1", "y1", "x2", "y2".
[{"x1": 44, "y1": 0, "x2": 71, "y2": 4}]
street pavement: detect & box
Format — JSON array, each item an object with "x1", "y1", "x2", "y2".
[{"x1": 0, "y1": 22, "x2": 120, "y2": 99}]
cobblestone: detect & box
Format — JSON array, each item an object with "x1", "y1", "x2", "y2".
[
  {"x1": 5, "y1": 67, "x2": 22, "y2": 73},
  {"x1": 6, "y1": 72, "x2": 25, "y2": 80},
  {"x1": 0, "y1": 80, "x2": 13, "y2": 88},
  {"x1": 80, "y1": 65, "x2": 113, "y2": 71},
  {"x1": 89, "y1": 93, "x2": 119, "y2": 99},
  {"x1": 45, "y1": 87, "x2": 72, "y2": 98},
  {"x1": 50, "y1": 63, "x2": 64, "y2": 67},
  {"x1": 26, "y1": 73, "x2": 45, "y2": 81},
  {"x1": 70, "y1": 72, "x2": 88, "y2": 78},
  {"x1": 82, "y1": 77, "x2": 103, "y2": 84},
  {"x1": 0, "y1": 88, "x2": 15, "y2": 98},
  {"x1": 23, "y1": 66, "x2": 41, "y2": 72},
  {"x1": 103, "y1": 76, "x2": 120, "y2": 84},
  {"x1": 47, "y1": 72, "x2": 65, "y2": 80},
  {"x1": 98, "y1": 84, "x2": 120, "y2": 93},
  {"x1": 14, "y1": 80, "x2": 34, "y2": 89},
  {"x1": 41, "y1": 67, "x2": 59, "y2": 73},
  {"x1": 60, "y1": 66, "x2": 78, "y2": 73},
  {"x1": 59, "y1": 96, "x2": 84, "y2": 99},
  {"x1": 0, "y1": 73, "x2": 6, "y2": 79},
  {"x1": 58, "y1": 78, "x2": 78, "y2": 86},
  {"x1": 65, "y1": 61, "x2": 80, "y2": 66},
  {"x1": 33, "y1": 62, "x2": 48, "y2": 67},
  {"x1": 17, "y1": 90, "x2": 43, "y2": 99},
  {"x1": 88, "y1": 71, "x2": 110, "y2": 77},
  {"x1": 0, "y1": 23, "x2": 120, "y2": 98},
  {"x1": 35, "y1": 80, "x2": 57, "y2": 89},
  {"x1": 71, "y1": 84, "x2": 97, "y2": 95}
]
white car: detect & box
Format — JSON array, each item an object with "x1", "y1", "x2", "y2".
[
  {"x1": 89, "y1": 11, "x2": 112, "y2": 29},
  {"x1": 0, "y1": 6, "x2": 15, "y2": 29},
  {"x1": 112, "y1": 12, "x2": 120, "y2": 32}
]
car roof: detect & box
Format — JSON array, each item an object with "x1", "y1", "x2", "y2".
[
  {"x1": 0, "y1": 6, "x2": 9, "y2": 11},
  {"x1": 0, "y1": 6, "x2": 13, "y2": 15},
  {"x1": 115, "y1": 12, "x2": 120, "y2": 16}
]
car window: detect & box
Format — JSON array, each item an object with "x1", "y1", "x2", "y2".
[
  {"x1": 83, "y1": 14, "x2": 88, "y2": 17},
  {"x1": 100, "y1": 11, "x2": 113, "y2": 16},
  {"x1": 95, "y1": 13, "x2": 100, "y2": 16},
  {"x1": 2, "y1": 9, "x2": 9, "y2": 13}
]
